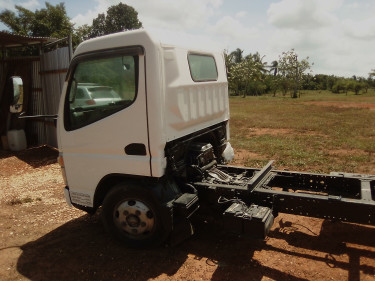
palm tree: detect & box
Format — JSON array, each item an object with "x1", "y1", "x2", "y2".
[
  {"x1": 270, "y1": 60, "x2": 278, "y2": 76},
  {"x1": 223, "y1": 50, "x2": 233, "y2": 71},
  {"x1": 245, "y1": 52, "x2": 268, "y2": 73},
  {"x1": 230, "y1": 48, "x2": 244, "y2": 64}
]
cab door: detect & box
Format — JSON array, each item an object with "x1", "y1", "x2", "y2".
[{"x1": 58, "y1": 47, "x2": 150, "y2": 207}]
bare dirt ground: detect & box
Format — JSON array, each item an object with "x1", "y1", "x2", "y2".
[{"x1": 1, "y1": 146, "x2": 375, "y2": 281}]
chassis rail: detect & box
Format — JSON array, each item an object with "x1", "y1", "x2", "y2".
[{"x1": 193, "y1": 161, "x2": 375, "y2": 225}]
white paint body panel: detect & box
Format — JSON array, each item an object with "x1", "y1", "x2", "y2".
[
  {"x1": 57, "y1": 30, "x2": 229, "y2": 207},
  {"x1": 162, "y1": 46, "x2": 229, "y2": 141}
]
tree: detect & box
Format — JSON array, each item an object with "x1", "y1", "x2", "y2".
[
  {"x1": 0, "y1": 2, "x2": 73, "y2": 38},
  {"x1": 89, "y1": 3, "x2": 142, "y2": 38},
  {"x1": 0, "y1": 6, "x2": 33, "y2": 36},
  {"x1": 229, "y1": 54, "x2": 265, "y2": 97},
  {"x1": 278, "y1": 49, "x2": 312, "y2": 98},
  {"x1": 246, "y1": 52, "x2": 268, "y2": 74},
  {"x1": 361, "y1": 81, "x2": 369, "y2": 93},
  {"x1": 224, "y1": 50, "x2": 235, "y2": 74},
  {"x1": 270, "y1": 60, "x2": 278, "y2": 76},
  {"x1": 73, "y1": 24, "x2": 92, "y2": 45},
  {"x1": 279, "y1": 77, "x2": 291, "y2": 96},
  {"x1": 230, "y1": 48, "x2": 244, "y2": 64},
  {"x1": 353, "y1": 82, "x2": 363, "y2": 95},
  {"x1": 265, "y1": 75, "x2": 280, "y2": 97},
  {"x1": 224, "y1": 50, "x2": 237, "y2": 94}
]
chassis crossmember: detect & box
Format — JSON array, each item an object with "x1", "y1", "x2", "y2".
[{"x1": 193, "y1": 161, "x2": 375, "y2": 226}]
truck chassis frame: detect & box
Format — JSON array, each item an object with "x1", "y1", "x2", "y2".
[{"x1": 193, "y1": 161, "x2": 375, "y2": 226}]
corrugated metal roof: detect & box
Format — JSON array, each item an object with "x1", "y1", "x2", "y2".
[{"x1": 0, "y1": 31, "x2": 58, "y2": 48}]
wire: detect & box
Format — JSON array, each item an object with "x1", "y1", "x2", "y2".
[
  {"x1": 217, "y1": 196, "x2": 246, "y2": 206},
  {"x1": 218, "y1": 196, "x2": 249, "y2": 218},
  {"x1": 292, "y1": 223, "x2": 319, "y2": 236}
]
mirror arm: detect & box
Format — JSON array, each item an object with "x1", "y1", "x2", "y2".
[
  {"x1": 17, "y1": 113, "x2": 58, "y2": 128},
  {"x1": 17, "y1": 113, "x2": 58, "y2": 120}
]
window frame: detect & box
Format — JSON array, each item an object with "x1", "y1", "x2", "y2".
[
  {"x1": 187, "y1": 52, "x2": 218, "y2": 82},
  {"x1": 64, "y1": 46, "x2": 144, "y2": 131}
]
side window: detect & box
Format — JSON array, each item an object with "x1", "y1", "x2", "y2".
[
  {"x1": 65, "y1": 55, "x2": 138, "y2": 130},
  {"x1": 188, "y1": 54, "x2": 218, "y2": 82}
]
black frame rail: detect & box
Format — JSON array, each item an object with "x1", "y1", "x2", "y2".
[{"x1": 193, "y1": 161, "x2": 375, "y2": 225}]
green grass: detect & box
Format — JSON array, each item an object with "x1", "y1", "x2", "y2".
[{"x1": 229, "y1": 90, "x2": 375, "y2": 174}]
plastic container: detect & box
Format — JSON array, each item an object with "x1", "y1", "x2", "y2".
[
  {"x1": 222, "y1": 142, "x2": 234, "y2": 162},
  {"x1": 7, "y1": 130, "x2": 27, "y2": 151}
]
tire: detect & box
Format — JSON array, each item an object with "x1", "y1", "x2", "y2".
[{"x1": 102, "y1": 183, "x2": 166, "y2": 248}]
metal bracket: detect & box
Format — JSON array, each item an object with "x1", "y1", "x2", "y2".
[{"x1": 248, "y1": 160, "x2": 274, "y2": 189}]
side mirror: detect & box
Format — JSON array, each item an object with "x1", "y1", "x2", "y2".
[{"x1": 9, "y1": 76, "x2": 23, "y2": 113}]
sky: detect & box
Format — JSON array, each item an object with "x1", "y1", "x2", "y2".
[{"x1": 1, "y1": 0, "x2": 375, "y2": 78}]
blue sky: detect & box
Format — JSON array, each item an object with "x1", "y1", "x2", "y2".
[{"x1": 1, "y1": 0, "x2": 375, "y2": 77}]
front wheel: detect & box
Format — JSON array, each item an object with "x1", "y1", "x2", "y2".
[{"x1": 102, "y1": 183, "x2": 166, "y2": 248}]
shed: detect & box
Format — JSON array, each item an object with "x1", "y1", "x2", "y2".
[{"x1": 0, "y1": 31, "x2": 72, "y2": 149}]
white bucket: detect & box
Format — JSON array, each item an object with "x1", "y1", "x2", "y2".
[{"x1": 7, "y1": 130, "x2": 27, "y2": 151}]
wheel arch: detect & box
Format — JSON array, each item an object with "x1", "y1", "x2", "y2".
[
  {"x1": 93, "y1": 174, "x2": 149, "y2": 211},
  {"x1": 93, "y1": 173, "x2": 181, "y2": 211}
]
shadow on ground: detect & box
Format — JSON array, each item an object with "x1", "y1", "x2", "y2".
[
  {"x1": 0, "y1": 146, "x2": 58, "y2": 168},
  {"x1": 17, "y1": 214, "x2": 185, "y2": 281},
  {"x1": 18, "y1": 214, "x2": 375, "y2": 281},
  {"x1": 16, "y1": 213, "x2": 315, "y2": 281},
  {"x1": 268, "y1": 218, "x2": 375, "y2": 281}
]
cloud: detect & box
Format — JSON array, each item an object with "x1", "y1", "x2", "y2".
[
  {"x1": 19, "y1": 0, "x2": 39, "y2": 9},
  {"x1": 235, "y1": 11, "x2": 247, "y2": 19},
  {"x1": 67, "y1": 0, "x2": 375, "y2": 78},
  {"x1": 264, "y1": 18, "x2": 375, "y2": 78},
  {"x1": 146, "y1": 27, "x2": 224, "y2": 52},
  {"x1": 346, "y1": 2, "x2": 359, "y2": 9},
  {"x1": 71, "y1": 0, "x2": 110, "y2": 26},
  {"x1": 127, "y1": 0, "x2": 222, "y2": 30},
  {"x1": 207, "y1": 0, "x2": 223, "y2": 8},
  {"x1": 208, "y1": 15, "x2": 258, "y2": 42},
  {"x1": 72, "y1": 0, "x2": 224, "y2": 30},
  {"x1": 0, "y1": 0, "x2": 14, "y2": 10},
  {"x1": 71, "y1": 0, "x2": 227, "y2": 53},
  {"x1": 263, "y1": 0, "x2": 375, "y2": 76},
  {"x1": 343, "y1": 17, "x2": 375, "y2": 40},
  {"x1": 0, "y1": 0, "x2": 39, "y2": 11},
  {"x1": 267, "y1": 0, "x2": 342, "y2": 30}
]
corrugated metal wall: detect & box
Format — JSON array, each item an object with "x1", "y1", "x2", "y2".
[
  {"x1": 29, "y1": 60, "x2": 46, "y2": 146},
  {"x1": 0, "y1": 62, "x2": 5, "y2": 103},
  {"x1": 38, "y1": 46, "x2": 70, "y2": 147}
]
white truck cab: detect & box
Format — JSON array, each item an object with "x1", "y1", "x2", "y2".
[
  {"x1": 58, "y1": 29, "x2": 374, "y2": 248},
  {"x1": 58, "y1": 29, "x2": 231, "y2": 247}
]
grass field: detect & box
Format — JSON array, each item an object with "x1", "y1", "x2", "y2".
[{"x1": 229, "y1": 89, "x2": 375, "y2": 174}]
